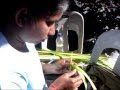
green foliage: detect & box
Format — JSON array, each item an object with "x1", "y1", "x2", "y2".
[
  {"x1": 38, "y1": 49, "x2": 115, "y2": 89},
  {"x1": 71, "y1": 64, "x2": 97, "y2": 90},
  {"x1": 38, "y1": 49, "x2": 109, "y2": 67}
]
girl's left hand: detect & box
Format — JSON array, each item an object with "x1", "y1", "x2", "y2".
[{"x1": 52, "y1": 59, "x2": 73, "y2": 74}]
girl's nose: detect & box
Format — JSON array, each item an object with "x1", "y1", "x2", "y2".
[{"x1": 48, "y1": 24, "x2": 55, "y2": 35}]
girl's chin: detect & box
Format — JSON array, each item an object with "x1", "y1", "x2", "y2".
[{"x1": 35, "y1": 39, "x2": 45, "y2": 44}]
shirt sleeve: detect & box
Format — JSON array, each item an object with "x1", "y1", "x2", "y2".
[{"x1": 0, "y1": 72, "x2": 28, "y2": 90}]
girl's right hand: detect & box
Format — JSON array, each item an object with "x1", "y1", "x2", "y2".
[{"x1": 48, "y1": 69, "x2": 83, "y2": 90}]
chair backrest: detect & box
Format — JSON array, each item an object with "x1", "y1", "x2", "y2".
[
  {"x1": 41, "y1": 11, "x2": 84, "y2": 54},
  {"x1": 90, "y1": 30, "x2": 120, "y2": 76},
  {"x1": 41, "y1": 39, "x2": 48, "y2": 50},
  {"x1": 59, "y1": 11, "x2": 84, "y2": 53}
]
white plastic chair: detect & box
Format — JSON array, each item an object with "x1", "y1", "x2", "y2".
[
  {"x1": 41, "y1": 39, "x2": 48, "y2": 50},
  {"x1": 90, "y1": 30, "x2": 120, "y2": 76},
  {"x1": 59, "y1": 11, "x2": 84, "y2": 53}
]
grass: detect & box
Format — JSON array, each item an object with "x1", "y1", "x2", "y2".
[{"x1": 37, "y1": 49, "x2": 112, "y2": 69}]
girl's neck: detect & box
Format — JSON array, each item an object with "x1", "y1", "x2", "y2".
[{"x1": 2, "y1": 28, "x2": 29, "y2": 52}]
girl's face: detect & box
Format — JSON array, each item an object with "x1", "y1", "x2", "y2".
[{"x1": 19, "y1": 12, "x2": 63, "y2": 44}]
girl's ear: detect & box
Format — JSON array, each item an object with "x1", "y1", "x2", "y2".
[{"x1": 15, "y1": 8, "x2": 28, "y2": 27}]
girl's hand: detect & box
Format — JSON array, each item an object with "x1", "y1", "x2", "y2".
[
  {"x1": 49, "y1": 70, "x2": 83, "y2": 90},
  {"x1": 52, "y1": 58, "x2": 74, "y2": 74}
]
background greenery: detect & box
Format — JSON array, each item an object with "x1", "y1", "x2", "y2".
[{"x1": 69, "y1": 0, "x2": 120, "y2": 53}]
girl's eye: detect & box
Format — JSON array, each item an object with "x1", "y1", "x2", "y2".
[{"x1": 46, "y1": 21, "x2": 54, "y2": 27}]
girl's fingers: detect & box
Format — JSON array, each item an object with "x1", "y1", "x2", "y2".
[{"x1": 65, "y1": 69, "x2": 77, "y2": 77}]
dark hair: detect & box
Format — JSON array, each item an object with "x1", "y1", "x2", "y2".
[{"x1": 0, "y1": 0, "x2": 69, "y2": 27}]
